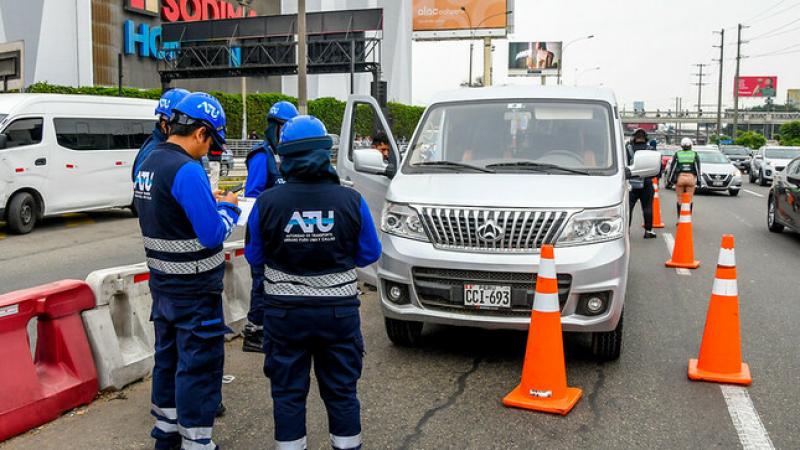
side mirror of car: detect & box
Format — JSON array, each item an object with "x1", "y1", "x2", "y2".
[
  {"x1": 0, "y1": 133, "x2": 7, "y2": 149},
  {"x1": 627, "y1": 150, "x2": 661, "y2": 178},
  {"x1": 754, "y1": 155, "x2": 763, "y2": 160},
  {"x1": 353, "y1": 148, "x2": 389, "y2": 176}
]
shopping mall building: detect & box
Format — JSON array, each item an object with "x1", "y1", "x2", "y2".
[{"x1": 0, "y1": 0, "x2": 412, "y2": 103}]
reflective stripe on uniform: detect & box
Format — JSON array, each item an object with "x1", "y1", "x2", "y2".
[
  {"x1": 151, "y1": 404, "x2": 177, "y2": 420},
  {"x1": 264, "y1": 266, "x2": 357, "y2": 288},
  {"x1": 155, "y1": 420, "x2": 178, "y2": 433},
  {"x1": 143, "y1": 237, "x2": 205, "y2": 253},
  {"x1": 181, "y1": 439, "x2": 217, "y2": 450},
  {"x1": 330, "y1": 433, "x2": 362, "y2": 449},
  {"x1": 712, "y1": 278, "x2": 738, "y2": 296},
  {"x1": 147, "y1": 251, "x2": 225, "y2": 275},
  {"x1": 276, "y1": 436, "x2": 308, "y2": 450},
  {"x1": 533, "y1": 292, "x2": 560, "y2": 313},
  {"x1": 265, "y1": 281, "x2": 358, "y2": 297},
  {"x1": 178, "y1": 425, "x2": 213, "y2": 440}
]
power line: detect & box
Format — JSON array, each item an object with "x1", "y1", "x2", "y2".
[
  {"x1": 748, "y1": 18, "x2": 800, "y2": 40},
  {"x1": 747, "y1": 42, "x2": 800, "y2": 58},
  {"x1": 746, "y1": 2, "x2": 800, "y2": 26},
  {"x1": 744, "y1": 0, "x2": 789, "y2": 22}
]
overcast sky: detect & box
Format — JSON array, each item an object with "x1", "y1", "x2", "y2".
[{"x1": 411, "y1": 0, "x2": 800, "y2": 110}]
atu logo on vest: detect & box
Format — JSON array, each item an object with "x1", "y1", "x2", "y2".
[
  {"x1": 135, "y1": 171, "x2": 154, "y2": 192},
  {"x1": 285, "y1": 211, "x2": 335, "y2": 234}
]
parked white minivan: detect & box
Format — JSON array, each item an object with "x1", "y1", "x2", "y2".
[
  {"x1": 336, "y1": 87, "x2": 660, "y2": 360},
  {"x1": 0, "y1": 94, "x2": 157, "y2": 234}
]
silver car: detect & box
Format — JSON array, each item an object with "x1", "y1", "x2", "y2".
[
  {"x1": 750, "y1": 146, "x2": 800, "y2": 186},
  {"x1": 695, "y1": 149, "x2": 743, "y2": 196},
  {"x1": 336, "y1": 87, "x2": 660, "y2": 361}
]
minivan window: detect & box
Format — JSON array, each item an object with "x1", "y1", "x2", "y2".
[
  {"x1": 721, "y1": 146, "x2": 749, "y2": 156},
  {"x1": 2, "y1": 118, "x2": 43, "y2": 148},
  {"x1": 404, "y1": 100, "x2": 615, "y2": 174},
  {"x1": 764, "y1": 147, "x2": 800, "y2": 159},
  {"x1": 54, "y1": 118, "x2": 152, "y2": 151}
]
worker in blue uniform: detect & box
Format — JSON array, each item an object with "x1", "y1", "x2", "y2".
[
  {"x1": 132, "y1": 88, "x2": 190, "y2": 181},
  {"x1": 134, "y1": 92, "x2": 239, "y2": 450},
  {"x1": 242, "y1": 100, "x2": 298, "y2": 353},
  {"x1": 245, "y1": 115, "x2": 381, "y2": 450}
]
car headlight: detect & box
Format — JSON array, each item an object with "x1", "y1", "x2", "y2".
[
  {"x1": 557, "y1": 204, "x2": 624, "y2": 246},
  {"x1": 381, "y1": 202, "x2": 429, "y2": 241}
]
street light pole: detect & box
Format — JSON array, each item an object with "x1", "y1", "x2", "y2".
[
  {"x1": 237, "y1": 0, "x2": 253, "y2": 140},
  {"x1": 559, "y1": 34, "x2": 595, "y2": 85},
  {"x1": 298, "y1": 0, "x2": 307, "y2": 114},
  {"x1": 461, "y1": 8, "x2": 511, "y2": 87},
  {"x1": 460, "y1": 7, "x2": 473, "y2": 86}
]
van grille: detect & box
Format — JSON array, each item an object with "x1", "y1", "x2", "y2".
[{"x1": 417, "y1": 206, "x2": 570, "y2": 253}]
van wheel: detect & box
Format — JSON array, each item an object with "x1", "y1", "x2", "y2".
[
  {"x1": 758, "y1": 171, "x2": 767, "y2": 186},
  {"x1": 7, "y1": 192, "x2": 37, "y2": 234},
  {"x1": 591, "y1": 312, "x2": 623, "y2": 362},
  {"x1": 384, "y1": 317, "x2": 423, "y2": 347}
]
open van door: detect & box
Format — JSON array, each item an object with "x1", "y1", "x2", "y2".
[{"x1": 337, "y1": 95, "x2": 400, "y2": 284}]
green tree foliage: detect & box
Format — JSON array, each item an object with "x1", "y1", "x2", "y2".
[
  {"x1": 710, "y1": 134, "x2": 731, "y2": 145},
  {"x1": 734, "y1": 131, "x2": 767, "y2": 150},
  {"x1": 778, "y1": 121, "x2": 800, "y2": 146},
  {"x1": 22, "y1": 82, "x2": 424, "y2": 142}
]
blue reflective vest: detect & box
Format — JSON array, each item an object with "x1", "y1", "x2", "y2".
[
  {"x1": 244, "y1": 180, "x2": 381, "y2": 307},
  {"x1": 244, "y1": 142, "x2": 284, "y2": 197},
  {"x1": 132, "y1": 126, "x2": 166, "y2": 181},
  {"x1": 134, "y1": 142, "x2": 240, "y2": 297}
]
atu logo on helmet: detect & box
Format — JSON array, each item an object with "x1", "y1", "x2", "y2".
[
  {"x1": 285, "y1": 211, "x2": 335, "y2": 234},
  {"x1": 197, "y1": 101, "x2": 221, "y2": 119}
]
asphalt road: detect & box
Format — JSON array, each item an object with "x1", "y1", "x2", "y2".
[{"x1": 1, "y1": 181, "x2": 798, "y2": 449}]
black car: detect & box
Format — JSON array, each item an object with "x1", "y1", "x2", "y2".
[
  {"x1": 720, "y1": 145, "x2": 752, "y2": 173},
  {"x1": 768, "y1": 155, "x2": 800, "y2": 234}
]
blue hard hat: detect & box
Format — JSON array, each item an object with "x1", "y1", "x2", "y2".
[
  {"x1": 171, "y1": 92, "x2": 227, "y2": 150},
  {"x1": 155, "y1": 88, "x2": 190, "y2": 118},
  {"x1": 280, "y1": 115, "x2": 328, "y2": 144},
  {"x1": 268, "y1": 101, "x2": 299, "y2": 123}
]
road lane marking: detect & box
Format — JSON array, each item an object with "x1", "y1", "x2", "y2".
[
  {"x1": 663, "y1": 233, "x2": 691, "y2": 276},
  {"x1": 720, "y1": 385, "x2": 775, "y2": 450},
  {"x1": 743, "y1": 189, "x2": 764, "y2": 198}
]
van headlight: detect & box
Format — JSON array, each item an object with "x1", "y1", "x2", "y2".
[
  {"x1": 556, "y1": 204, "x2": 624, "y2": 246},
  {"x1": 381, "y1": 202, "x2": 429, "y2": 241}
]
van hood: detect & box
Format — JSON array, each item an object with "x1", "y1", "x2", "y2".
[
  {"x1": 764, "y1": 158, "x2": 793, "y2": 167},
  {"x1": 702, "y1": 163, "x2": 736, "y2": 175},
  {"x1": 386, "y1": 173, "x2": 624, "y2": 209}
]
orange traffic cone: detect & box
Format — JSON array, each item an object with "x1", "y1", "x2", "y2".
[
  {"x1": 688, "y1": 235, "x2": 751, "y2": 385},
  {"x1": 651, "y1": 177, "x2": 665, "y2": 228},
  {"x1": 502, "y1": 245, "x2": 582, "y2": 415},
  {"x1": 665, "y1": 193, "x2": 700, "y2": 269}
]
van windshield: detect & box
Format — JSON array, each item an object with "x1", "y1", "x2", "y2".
[{"x1": 404, "y1": 100, "x2": 615, "y2": 175}]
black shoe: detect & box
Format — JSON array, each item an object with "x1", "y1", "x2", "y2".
[
  {"x1": 216, "y1": 402, "x2": 226, "y2": 418},
  {"x1": 643, "y1": 230, "x2": 657, "y2": 239},
  {"x1": 242, "y1": 323, "x2": 264, "y2": 353}
]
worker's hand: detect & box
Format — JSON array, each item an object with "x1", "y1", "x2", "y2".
[
  {"x1": 213, "y1": 190, "x2": 224, "y2": 201},
  {"x1": 221, "y1": 191, "x2": 239, "y2": 206}
]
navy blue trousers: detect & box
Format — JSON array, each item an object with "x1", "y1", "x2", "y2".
[
  {"x1": 150, "y1": 291, "x2": 230, "y2": 450},
  {"x1": 263, "y1": 305, "x2": 364, "y2": 450},
  {"x1": 247, "y1": 265, "x2": 266, "y2": 326}
]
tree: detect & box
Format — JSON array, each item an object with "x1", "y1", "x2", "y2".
[
  {"x1": 710, "y1": 134, "x2": 731, "y2": 145},
  {"x1": 734, "y1": 131, "x2": 767, "y2": 150},
  {"x1": 779, "y1": 121, "x2": 800, "y2": 146}
]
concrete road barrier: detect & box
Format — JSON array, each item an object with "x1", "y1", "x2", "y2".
[
  {"x1": 82, "y1": 264, "x2": 155, "y2": 391},
  {"x1": 222, "y1": 240, "x2": 251, "y2": 339}
]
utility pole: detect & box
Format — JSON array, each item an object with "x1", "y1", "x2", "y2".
[
  {"x1": 692, "y1": 63, "x2": 708, "y2": 142},
  {"x1": 297, "y1": 0, "x2": 307, "y2": 114},
  {"x1": 675, "y1": 97, "x2": 681, "y2": 139},
  {"x1": 713, "y1": 29, "x2": 724, "y2": 139},
  {"x1": 483, "y1": 37, "x2": 492, "y2": 86},
  {"x1": 732, "y1": 23, "x2": 745, "y2": 138}
]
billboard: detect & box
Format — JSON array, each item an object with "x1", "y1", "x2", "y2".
[
  {"x1": 508, "y1": 41, "x2": 562, "y2": 76},
  {"x1": 737, "y1": 76, "x2": 777, "y2": 97},
  {"x1": 412, "y1": 0, "x2": 512, "y2": 40},
  {"x1": 787, "y1": 89, "x2": 800, "y2": 107}
]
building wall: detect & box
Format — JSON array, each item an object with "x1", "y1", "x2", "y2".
[{"x1": 0, "y1": 0, "x2": 93, "y2": 87}]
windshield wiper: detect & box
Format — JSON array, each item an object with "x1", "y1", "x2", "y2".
[
  {"x1": 485, "y1": 161, "x2": 590, "y2": 175},
  {"x1": 412, "y1": 161, "x2": 495, "y2": 173}
]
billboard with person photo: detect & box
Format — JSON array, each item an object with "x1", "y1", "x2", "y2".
[
  {"x1": 737, "y1": 76, "x2": 777, "y2": 97},
  {"x1": 508, "y1": 41, "x2": 562, "y2": 76}
]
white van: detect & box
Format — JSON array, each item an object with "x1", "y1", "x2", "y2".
[
  {"x1": 336, "y1": 87, "x2": 660, "y2": 360},
  {"x1": 0, "y1": 94, "x2": 157, "y2": 234}
]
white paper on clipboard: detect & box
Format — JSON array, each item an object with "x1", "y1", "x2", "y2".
[{"x1": 236, "y1": 197, "x2": 256, "y2": 226}]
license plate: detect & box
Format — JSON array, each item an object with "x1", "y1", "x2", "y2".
[
  {"x1": 712, "y1": 180, "x2": 724, "y2": 186},
  {"x1": 464, "y1": 285, "x2": 511, "y2": 309}
]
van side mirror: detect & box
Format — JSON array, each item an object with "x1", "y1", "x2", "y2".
[
  {"x1": 353, "y1": 149, "x2": 389, "y2": 176},
  {"x1": 627, "y1": 150, "x2": 660, "y2": 178},
  {"x1": 0, "y1": 134, "x2": 7, "y2": 149}
]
